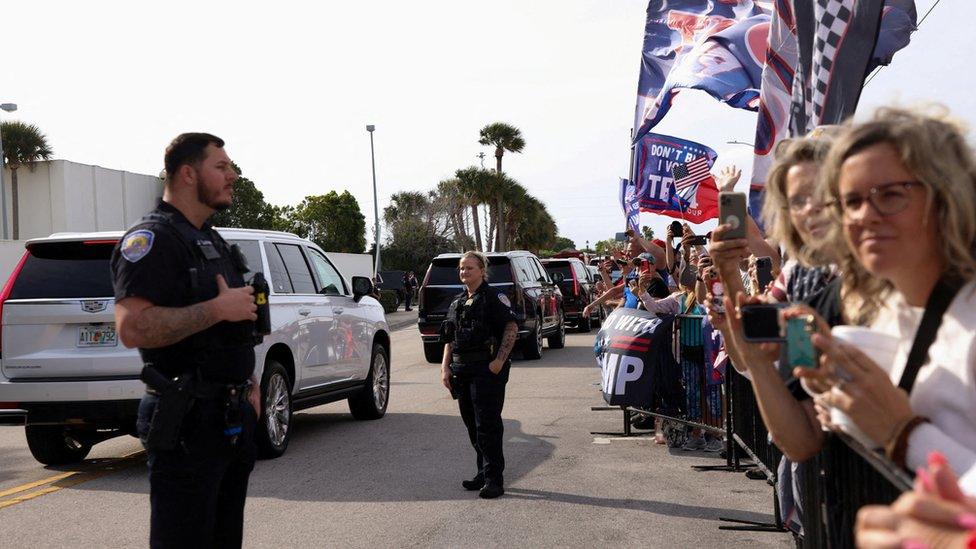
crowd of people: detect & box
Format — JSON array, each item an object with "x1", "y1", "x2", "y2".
[{"x1": 585, "y1": 104, "x2": 976, "y2": 547}]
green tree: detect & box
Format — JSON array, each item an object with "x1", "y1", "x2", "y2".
[
  {"x1": 594, "y1": 239, "x2": 617, "y2": 256},
  {"x1": 642, "y1": 225, "x2": 654, "y2": 240},
  {"x1": 455, "y1": 166, "x2": 495, "y2": 251},
  {"x1": 552, "y1": 236, "x2": 576, "y2": 251},
  {"x1": 478, "y1": 122, "x2": 525, "y2": 252},
  {"x1": 290, "y1": 191, "x2": 366, "y2": 252},
  {"x1": 210, "y1": 163, "x2": 278, "y2": 229},
  {"x1": 1, "y1": 121, "x2": 53, "y2": 239}
]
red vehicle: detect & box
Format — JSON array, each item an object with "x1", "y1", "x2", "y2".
[{"x1": 540, "y1": 258, "x2": 601, "y2": 332}]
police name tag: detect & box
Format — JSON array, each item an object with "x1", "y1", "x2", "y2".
[
  {"x1": 78, "y1": 325, "x2": 118, "y2": 347},
  {"x1": 196, "y1": 240, "x2": 221, "y2": 260}
]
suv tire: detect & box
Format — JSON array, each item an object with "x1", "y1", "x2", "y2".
[
  {"x1": 522, "y1": 319, "x2": 544, "y2": 360},
  {"x1": 548, "y1": 312, "x2": 566, "y2": 348},
  {"x1": 257, "y1": 361, "x2": 292, "y2": 459},
  {"x1": 25, "y1": 425, "x2": 92, "y2": 465},
  {"x1": 423, "y1": 342, "x2": 444, "y2": 364},
  {"x1": 349, "y1": 343, "x2": 390, "y2": 420}
]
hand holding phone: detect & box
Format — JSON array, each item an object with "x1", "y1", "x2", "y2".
[
  {"x1": 718, "y1": 192, "x2": 748, "y2": 240},
  {"x1": 786, "y1": 315, "x2": 818, "y2": 369}
]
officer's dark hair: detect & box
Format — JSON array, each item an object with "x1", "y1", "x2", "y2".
[
  {"x1": 460, "y1": 251, "x2": 490, "y2": 281},
  {"x1": 163, "y1": 133, "x2": 225, "y2": 184}
]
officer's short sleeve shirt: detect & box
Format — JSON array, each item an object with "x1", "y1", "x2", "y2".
[
  {"x1": 486, "y1": 286, "x2": 518, "y2": 338},
  {"x1": 112, "y1": 223, "x2": 187, "y2": 306}
]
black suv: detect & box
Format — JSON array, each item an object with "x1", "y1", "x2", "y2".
[
  {"x1": 540, "y1": 258, "x2": 601, "y2": 332},
  {"x1": 417, "y1": 251, "x2": 565, "y2": 363}
]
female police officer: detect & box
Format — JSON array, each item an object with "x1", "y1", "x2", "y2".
[{"x1": 440, "y1": 251, "x2": 519, "y2": 499}]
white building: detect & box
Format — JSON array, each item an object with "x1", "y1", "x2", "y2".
[{"x1": 0, "y1": 160, "x2": 163, "y2": 280}]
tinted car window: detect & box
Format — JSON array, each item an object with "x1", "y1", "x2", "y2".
[
  {"x1": 426, "y1": 257, "x2": 513, "y2": 285},
  {"x1": 227, "y1": 239, "x2": 262, "y2": 277},
  {"x1": 307, "y1": 248, "x2": 346, "y2": 295},
  {"x1": 10, "y1": 242, "x2": 115, "y2": 299},
  {"x1": 276, "y1": 244, "x2": 317, "y2": 294},
  {"x1": 513, "y1": 258, "x2": 535, "y2": 284},
  {"x1": 531, "y1": 258, "x2": 548, "y2": 283},
  {"x1": 543, "y1": 261, "x2": 572, "y2": 281},
  {"x1": 263, "y1": 242, "x2": 293, "y2": 294}
]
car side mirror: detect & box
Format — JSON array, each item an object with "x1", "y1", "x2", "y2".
[
  {"x1": 352, "y1": 276, "x2": 373, "y2": 301},
  {"x1": 550, "y1": 272, "x2": 564, "y2": 284}
]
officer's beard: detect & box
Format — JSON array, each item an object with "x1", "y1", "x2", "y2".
[{"x1": 196, "y1": 175, "x2": 232, "y2": 212}]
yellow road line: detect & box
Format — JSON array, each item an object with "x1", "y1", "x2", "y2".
[{"x1": 0, "y1": 450, "x2": 146, "y2": 511}]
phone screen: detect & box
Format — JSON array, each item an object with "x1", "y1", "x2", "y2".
[
  {"x1": 786, "y1": 316, "x2": 817, "y2": 369},
  {"x1": 615, "y1": 232, "x2": 628, "y2": 242},
  {"x1": 741, "y1": 304, "x2": 786, "y2": 342}
]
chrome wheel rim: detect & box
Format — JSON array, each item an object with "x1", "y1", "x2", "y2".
[
  {"x1": 265, "y1": 373, "x2": 291, "y2": 447},
  {"x1": 372, "y1": 353, "x2": 389, "y2": 409}
]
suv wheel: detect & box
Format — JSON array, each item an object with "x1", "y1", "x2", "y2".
[
  {"x1": 25, "y1": 425, "x2": 92, "y2": 465},
  {"x1": 257, "y1": 361, "x2": 292, "y2": 459},
  {"x1": 423, "y1": 342, "x2": 445, "y2": 364},
  {"x1": 349, "y1": 343, "x2": 390, "y2": 420},
  {"x1": 579, "y1": 310, "x2": 592, "y2": 333},
  {"x1": 547, "y1": 313, "x2": 566, "y2": 349},
  {"x1": 522, "y1": 319, "x2": 544, "y2": 360}
]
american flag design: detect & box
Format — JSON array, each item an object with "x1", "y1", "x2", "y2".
[{"x1": 671, "y1": 156, "x2": 712, "y2": 197}]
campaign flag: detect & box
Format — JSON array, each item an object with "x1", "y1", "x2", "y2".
[
  {"x1": 749, "y1": 0, "x2": 916, "y2": 215},
  {"x1": 632, "y1": 1, "x2": 770, "y2": 142},
  {"x1": 595, "y1": 308, "x2": 682, "y2": 409},
  {"x1": 632, "y1": 132, "x2": 719, "y2": 224},
  {"x1": 619, "y1": 178, "x2": 641, "y2": 234}
]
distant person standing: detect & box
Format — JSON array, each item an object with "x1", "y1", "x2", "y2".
[{"x1": 402, "y1": 271, "x2": 418, "y2": 311}]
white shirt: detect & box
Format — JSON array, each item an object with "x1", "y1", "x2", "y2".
[{"x1": 870, "y1": 281, "x2": 976, "y2": 491}]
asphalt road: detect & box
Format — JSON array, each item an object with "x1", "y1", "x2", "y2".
[{"x1": 0, "y1": 326, "x2": 792, "y2": 548}]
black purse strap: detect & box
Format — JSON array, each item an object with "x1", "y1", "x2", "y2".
[{"x1": 897, "y1": 276, "x2": 964, "y2": 393}]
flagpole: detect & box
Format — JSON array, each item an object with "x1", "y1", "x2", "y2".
[{"x1": 628, "y1": 128, "x2": 636, "y2": 231}]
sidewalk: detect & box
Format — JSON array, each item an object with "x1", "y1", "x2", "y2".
[{"x1": 384, "y1": 307, "x2": 418, "y2": 331}]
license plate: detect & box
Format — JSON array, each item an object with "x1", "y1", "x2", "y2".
[{"x1": 78, "y1": 325, "x2": 118, "y2": 347}]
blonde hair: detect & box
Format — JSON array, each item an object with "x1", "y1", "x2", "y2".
[
  {"x1": 761, "y1": 135, "x2": 835, "y2": 266},
  {"x1": 459, "y1": 250, "x2": 490, "y2": 281},
  {"x1": 821, "y1": 105, "x2": 976, "y2": 325}
]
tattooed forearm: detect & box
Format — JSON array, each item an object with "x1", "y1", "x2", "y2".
[
  {"x1": 131, "y1": 302, "x2": 219, "y2": 349},
  {"x1": 496, "y1": 322, "x2": 519, "y2": 362}
]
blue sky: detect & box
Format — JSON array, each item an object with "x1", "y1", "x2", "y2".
[{"x1": 1, "y1": 0, "x2": 968, "y2": 250}]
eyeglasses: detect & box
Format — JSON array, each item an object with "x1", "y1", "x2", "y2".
[
  {"x1": 835, "y1": 181, "x2": 920, "y2": 220},
  {"x1": 786, "y1": 194, "x2": 828, "y2": 213}
]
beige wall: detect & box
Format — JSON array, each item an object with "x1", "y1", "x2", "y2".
[{"x1": 0, "y1": 160, "x2": 162, "y2": 285}]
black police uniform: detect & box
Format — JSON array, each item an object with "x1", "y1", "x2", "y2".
[
  {"x1": 443, "y1": 281, "x2": 518, "y2": 491},
  {"x1": 111, "y1": 200, "x2": 258, "y2": 548}
]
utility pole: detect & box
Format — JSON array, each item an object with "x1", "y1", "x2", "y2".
[{"x1": 476, "y1": 152, "x2": 486, "y2": 169}]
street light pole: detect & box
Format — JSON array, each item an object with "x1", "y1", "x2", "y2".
[
  {"x1": 366, "y1": 124, "x2": 380, "y2": 278},
  {"x1": 0, "y1": 103, "x2": 17, "y2": 240}
]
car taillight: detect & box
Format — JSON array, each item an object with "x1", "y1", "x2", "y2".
[{"x1": 0, "y1": 251, "x2": 30, "y2": 356}]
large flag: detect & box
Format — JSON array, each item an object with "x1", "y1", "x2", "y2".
[
  {"x1": 632, "y1": 133, "x2": 719, "y2": 224},
  {"x1": 749, "y1": 0, "x2": 917, "y2": 213},
  {"x1": 632, "y1": 1, "x2": 770, "y2": 142},
  {"x1": 619, "y1": 178, "x2": 641, "y2": 234}
]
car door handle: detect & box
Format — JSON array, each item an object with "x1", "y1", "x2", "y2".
[
  {"x1": 298, "y1": 308, "x2": 311, "y2": 316},
  {"x1": 333, "y1": 307, "x2": 344, "y2": 315}
]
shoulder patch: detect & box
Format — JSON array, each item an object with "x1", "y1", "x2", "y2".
[
  {"x1": 121, "y1": 230, "x2": 155, "y2": 263},
  {"x1": 497, "y1": 293, "x2": 511, "y2": 307}
]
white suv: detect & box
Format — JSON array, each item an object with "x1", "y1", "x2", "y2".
[{"x1": 0, "y1": 228, "x2": 391, "y2": 464}]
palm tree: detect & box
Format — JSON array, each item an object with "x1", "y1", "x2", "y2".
[
  {"x1": 1, "y1": 121, "x2": 53, "y2": 240},
  {"x1": 455, "y1": 166, "x2": 494, "y2": 251},
  {"x1": 478, "y1": 122, "x2": 525, "y2": 252}
]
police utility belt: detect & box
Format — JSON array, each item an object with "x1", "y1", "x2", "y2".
[
  {"x1": 452, "y1": 350, "x2": 495, "y2": 363},
  {"x1": 140, "y1": 364, "x2": 251, "y2": 452}
]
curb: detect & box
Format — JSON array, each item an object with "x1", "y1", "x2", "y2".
[{"x1": 387, "y1": 318, "x2": 417, "y2": 332}]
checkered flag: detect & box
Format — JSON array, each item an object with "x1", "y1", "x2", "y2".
[{"x1": 790, "y1": 0, "x2": 884, "y2": 134}]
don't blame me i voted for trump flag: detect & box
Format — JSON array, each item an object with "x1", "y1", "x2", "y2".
[{"x1": 595, "y1": 307, "x2": 677, "y2": 407}]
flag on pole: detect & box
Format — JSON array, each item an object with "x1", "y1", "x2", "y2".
[
  {"x1": 632, "y1": 133, "x2": 719, "y2": 224},
  {"x1": 619, "y1": 178, "x2": 641, "y2": 234},
  {"x1": 672, "y1": 156, "x2": 712, "y2": 195}
]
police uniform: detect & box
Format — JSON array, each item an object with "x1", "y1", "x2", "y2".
[
  {"x1": 111, "y1": 200, "x2": 258, "y2": 548},
  {"x1": 443, "y1": 281, "x2": 518, "y2": 492}
]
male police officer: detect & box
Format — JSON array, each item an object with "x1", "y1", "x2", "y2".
[
  {"x1": 112, "y1": 133, "x2": 260, "y2": 548},
  {"x1": 440, "y1": 251, "x2": 518, "y2": 499}
]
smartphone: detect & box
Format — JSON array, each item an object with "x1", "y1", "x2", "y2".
[
  {"x1": 786, "y1": 315, "x2": 818, "y2": 369},
  {"x1": 669, "y1": 220, "x2": 683, "y2": 238},
  {"x1": 632, "y1": 257, "x2": 651, "y2": 275},
  {"x1": 709, "y1": 279, "x2": 725, "y2": 314},
  {"x1": 755, "y1": 256, "x2": 774, "y2": 293},
  {"x1": 718, "y1": 192, "x2": 748, "y2": 240},
  {"x1": 741, "y1": 303, "x2": 787, "y2": 342},
  {"x1": 685, "y1": 235, "x2": 707, "y2": 246},
  {"x1": 615, "y1": 232, "x2": 629, "y2": 242}
]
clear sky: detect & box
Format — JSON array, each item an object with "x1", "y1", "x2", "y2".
[{"x1": 2, "y1": 0, "x2": 969, "y2": 250}]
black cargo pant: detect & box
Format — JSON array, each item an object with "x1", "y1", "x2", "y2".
[
  {"x1": 137, "y1": 393, "x2": 257, "y2": 549},
  {"x1": 451, "y1": 361, "x2": 508, "y2": 487}
]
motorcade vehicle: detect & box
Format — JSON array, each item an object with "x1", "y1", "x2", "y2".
[
  {"x1": 0, "y1": 229, "x2": 391, "y2": 464},
  {"x1": 540, "y1": 258, "x2": 601, "y2": 332},
  {"x1": 417, "y1": 251, "x2": 564, "y2": 363}
]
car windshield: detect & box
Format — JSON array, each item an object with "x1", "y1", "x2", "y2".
[
  {"x1": 426, "y1": 257, "x2": 513, "y2": 285},
  {"x1": 10, "y1": 241, "x2": 117, "y2": 299},
  {"x1": 543, "y1": 262, "x2": 573, "y2": 281}
]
